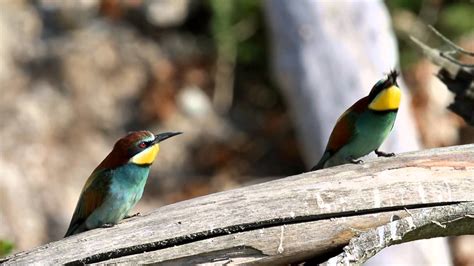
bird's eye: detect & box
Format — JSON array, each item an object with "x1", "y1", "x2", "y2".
[{"x1": 138, "y1": 142, "x2": 147, "y2": 148}]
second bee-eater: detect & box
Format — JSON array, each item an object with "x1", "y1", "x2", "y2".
[
  {"x1": 64, "y1": 130, "x2": 182, "y2": 237},
  {"x1": 311, "y1": 71, "x2": 401, "y2": 170}
]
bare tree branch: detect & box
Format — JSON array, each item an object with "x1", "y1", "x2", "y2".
[
  {"x1": 428, "y1": 25, "x2": 474, "y2": 57},
  {"x1": 411, "y1": 28, "x2": 474, "y2": 125},
  {"x1": 323, "y1": 202, "x2": 474, "y2": 266},
  {"x1": 2, "y1": 145, "x2": 474, "y2": 265}
]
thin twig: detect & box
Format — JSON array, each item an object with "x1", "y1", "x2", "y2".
[
  {"x1": 429, "y1": 25, "x2": 474, "y2": 56},
  {"x1": 440, "y1": 52, "x2": 474, "y2": 67}
]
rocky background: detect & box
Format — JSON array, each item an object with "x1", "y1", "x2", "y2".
[{"x1": 0, "y1": 0, "x2": 472, "y2": 264}]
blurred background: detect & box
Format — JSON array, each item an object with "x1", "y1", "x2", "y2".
[{"x1": 0, "y1": 0, "x2": 472, "y2": 264}]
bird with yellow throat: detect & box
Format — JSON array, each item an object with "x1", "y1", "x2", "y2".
[
  {"x1": 311, "y1": 70, "x2": 401, "y2": 170},
  {"x1": 64, "y1": 131, "x2": 182, "y2": 237}
]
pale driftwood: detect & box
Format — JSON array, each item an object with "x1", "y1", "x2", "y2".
[
  {"x1": 324, "y1": 203, "x2": 474, "y2": 266},
  {"x1": 2, "y1": 145, "x2": 474, "y2": 265}
]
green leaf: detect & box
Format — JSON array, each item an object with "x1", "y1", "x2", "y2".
[{"x1": 0, "y1": 240, "x2": 14, "y2": 257}]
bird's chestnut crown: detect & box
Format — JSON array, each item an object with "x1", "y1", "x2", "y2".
[{"x1": 95, "y1": 131, "x2": 182, "y2": 169}]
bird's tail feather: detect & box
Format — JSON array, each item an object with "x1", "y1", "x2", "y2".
[
  {"x1": 310, "y1": 152, "x2": 331, "y2": 171},
  {"x1": 64, "y1": 222, "x2": 87, "y2": 237}
]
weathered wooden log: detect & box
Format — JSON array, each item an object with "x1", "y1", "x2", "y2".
[
  {"x1": 323, "y1": 203, "x2": 474, "y2": 266},
  {"x1": 2, "y1": 145, "x2": 473, "y2": 265}
]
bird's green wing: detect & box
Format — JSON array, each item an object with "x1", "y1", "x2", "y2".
[
  {"x1": 311, "y1": 97, "x2": 369, "y2": 170},
  {"x1": 325, "y1": 97, "x2": 368, "y2": 153},
  {"x1": 64, "y1": 169, "x2": 111, "y2": 237}
]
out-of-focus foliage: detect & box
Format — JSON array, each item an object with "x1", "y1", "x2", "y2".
[
  {"x1": 439, "y1": 3, "x2": 474, "y2": 37},
  {"x1": 210, "y1": 0, "x2": 235, "y2": 59},
  {"x1": 0, "y1": 240, "x2": 14, "y2": 257},
  {"x1": 209, "y1": 0, "x2": 263, "y2": 64},
  {"x1": 207, "y1": 0, "x2": 297, "y2": 176},
  {"x1": 386, "y1": 0, "x2": 474, "y2": 68}
]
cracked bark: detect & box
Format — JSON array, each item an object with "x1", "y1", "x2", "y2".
[
  {"x1": 2, "y1": 145, "x2": 474, "y2": 265},
  {"x1": 323, "y1": 203, "x2": 474, "y2": 266}
]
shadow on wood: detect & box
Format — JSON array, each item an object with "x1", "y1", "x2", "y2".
[{"x1": 2, "y1": 145, "x2": 474, "y2": 265}]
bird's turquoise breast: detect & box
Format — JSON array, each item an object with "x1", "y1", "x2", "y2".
[
  {"x1": 109, "y1": 163, "x2": 150, "y2": 206},
  {"x1": 356, "y1": 110, "x2": 397, "y2": 147},
  {"x1": 85, "y1": 164, "x2": 150, "y2": 228},
  {"x1": 325, "y1": 111, "x2": 397, "y2": 167}
]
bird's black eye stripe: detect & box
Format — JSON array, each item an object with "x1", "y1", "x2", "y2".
[{"x1": 138, "y1": 140, "x2": 155, "y2": 149}]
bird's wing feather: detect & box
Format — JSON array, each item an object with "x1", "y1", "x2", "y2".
[
  {"x1": 311, "y1": 97, "x2": 369, "y2": 170},
  {"x1": 64, "y1": 169, "x2": 111, "y2": 237},
  {"x1": 325, "y1": 97, "x2": 369, "y2": 153}
]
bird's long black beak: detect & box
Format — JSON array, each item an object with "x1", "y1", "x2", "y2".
[{"x1": 153, "y1": 132, "x2": 182, "y2": 144}]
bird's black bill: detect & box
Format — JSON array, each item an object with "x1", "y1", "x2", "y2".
[{"x1": 153, "y1": 132, "x2": 182, "y2": 144}]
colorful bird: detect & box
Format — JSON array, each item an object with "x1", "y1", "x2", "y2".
[
  {"x1": 311, "y1": 71, "x2": 401, "y2": 170},
  {"x1": 64, "y1": 130, "x2": 182, "y2": 237}
]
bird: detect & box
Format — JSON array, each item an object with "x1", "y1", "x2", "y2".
[
  {"x1": 64, "y1": 130, "x2": 182, "y2": 237},
  {"x1": 311, "y1": 70, "x2": 401, "y2": 171}
]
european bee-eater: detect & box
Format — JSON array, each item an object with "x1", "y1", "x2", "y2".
[
  {"x1": 64, "y1": 130, "x2": 182, "y2": 237},
  {"x1": 311, "y1": 71, "x2": 401, "y2": 170}
]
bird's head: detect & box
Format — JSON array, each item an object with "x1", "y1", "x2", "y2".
[
  {"x1": 98, "y1": 131, "x2": 182, "y2": 169},
  {"x1": 367, "y1": 70, "x2": 401, "y2": 112}
]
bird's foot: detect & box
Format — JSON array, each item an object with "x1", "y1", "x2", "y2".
[
  {"x1": 101, "y1": 223, "x2": 114, "y2": 228},
  {"x1": 375, "y1": 149, "x2": 395, "y2": 157},
  {"x1": 347, "y1": 157, "x2": 364, "y2": 164},
  {"x1": 124, "y1": 212, "x2": 141, "y2": 219}
]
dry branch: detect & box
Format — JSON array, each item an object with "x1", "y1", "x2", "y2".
[
  {"x1": 411, "y1": 27, "x2": 474, "y2": 125},
  {"x1": 323, "y1": 203, "x2": 474, "y2": 266},
  {"x1": 2, "y1": 145, "x2": 474, "y2": 265}
]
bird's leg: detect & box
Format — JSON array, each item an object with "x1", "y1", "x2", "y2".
[
  {"x1": 346, "y1": 156, "x2": 364, "y2": 164},
  {"x1": 375, "y1": 149, "x2": 395, "y2": 157},
  {"x1": 101, "y1": 223, "x2": 114, "y2": 228},
  {"x1": 124, "y1": 212, "x2": 141, "y2": 219}
]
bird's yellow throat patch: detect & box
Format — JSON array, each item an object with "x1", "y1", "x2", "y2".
[
  {"x1": 131, "y1": 144, "x2": 160, "y2": 165},
  {"x1": 369, "y1": 85, "x2": 401, "y2": 111}
]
